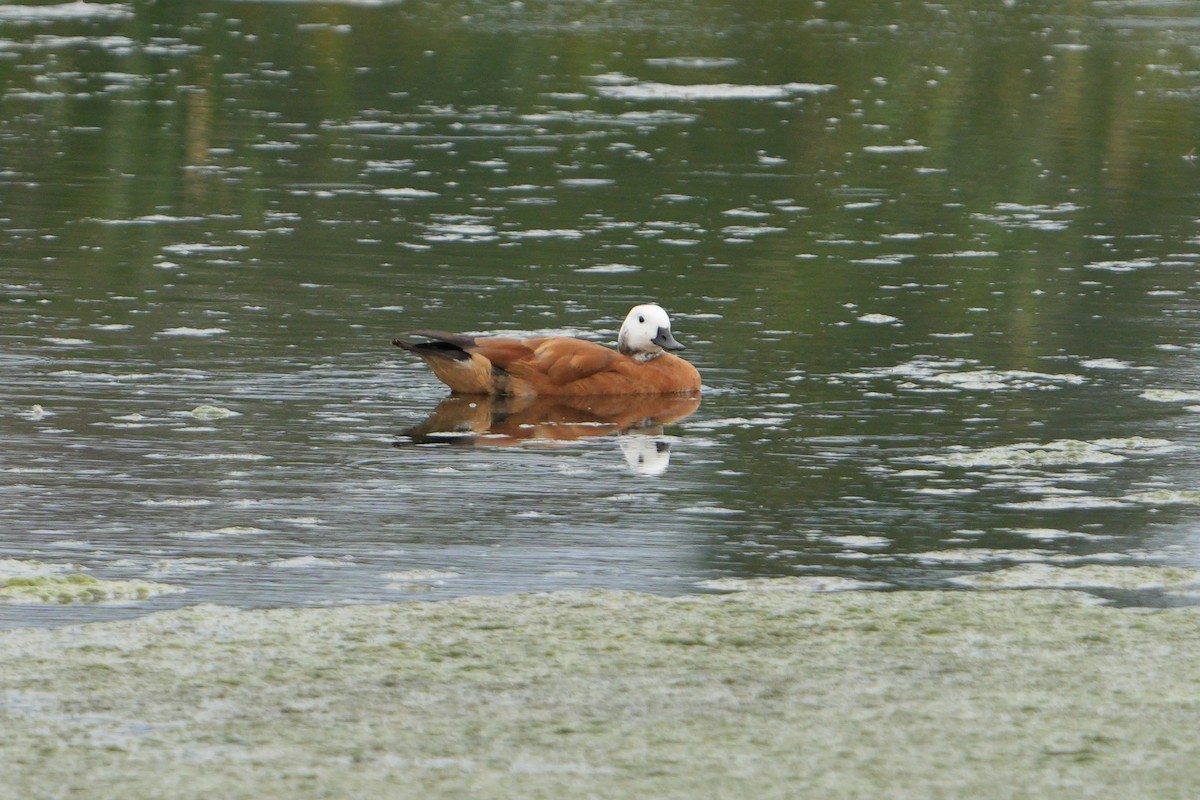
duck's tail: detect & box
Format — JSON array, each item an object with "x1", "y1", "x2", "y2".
[
  {"x1": 392, "y1": 331, "x2": 497, "y2": 395},
  {"x1": 392, "y1": 330, "x2": 476, "y2": 361}
]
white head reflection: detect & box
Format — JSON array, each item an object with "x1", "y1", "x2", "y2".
[{"x1": 619, "y1": 435, "x2": 672, "y2": 476}]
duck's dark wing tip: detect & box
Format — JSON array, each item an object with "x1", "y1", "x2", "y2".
[{"x1": 393, "y1": 330, "x2": 477, "y2": 361}]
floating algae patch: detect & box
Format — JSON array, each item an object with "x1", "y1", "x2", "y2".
[
  {"x1": 4, "y1": 588, "x2": 1200, "y2": 799},
  {"x1": 949, "y1": 563, "x2": 1200, "y2": 591},
  {"x1": 0, "y1": 574, "x2": 183, "y2": 605},
  {"x1": 0, "y1": 560, "x2": 182, "y2": 605}
]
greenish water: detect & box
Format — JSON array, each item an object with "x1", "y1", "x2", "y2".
[{"x1": 5, "y1": 0, "x2": 1200, "y2": 625}]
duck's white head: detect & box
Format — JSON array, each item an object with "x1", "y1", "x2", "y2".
[{"x1": 617, "y1": 303, "x2": 685, "y2": 358}]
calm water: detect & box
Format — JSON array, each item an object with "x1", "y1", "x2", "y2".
[{"x1": 5, "y1": 0, "x2": 1200, "y2": 626}]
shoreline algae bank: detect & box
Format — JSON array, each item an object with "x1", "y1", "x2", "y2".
[{"x1": 4, "y1": 586, "x2": 1200, "y2": 799}]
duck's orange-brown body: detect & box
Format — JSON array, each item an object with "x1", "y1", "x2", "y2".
[{"x1": 393, "y1": 331, "x2": 702, "y2": 397}]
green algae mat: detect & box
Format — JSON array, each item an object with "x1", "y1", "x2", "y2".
[{"x1": 4, "y1": 587, "x2": 1199, "y2": 799}]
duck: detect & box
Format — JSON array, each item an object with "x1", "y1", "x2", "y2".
[{"x1": 393, "y1": 303, "x2": 702, "y2": 397}]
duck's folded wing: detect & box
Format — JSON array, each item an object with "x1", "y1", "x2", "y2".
[
  {"x1": 466, "y1": 336, "x2": 539, "y2": 369},
  {"x1": 517, "y1": 338, "x2": 617, "y2": 387}
]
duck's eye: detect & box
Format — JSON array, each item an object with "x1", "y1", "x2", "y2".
[{"x1": 638, "y1": 316, "x2": 645, "y2": 323}]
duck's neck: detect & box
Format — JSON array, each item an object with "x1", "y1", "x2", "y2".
[{"x1": 618, "y1": 334, "x2": 663, "y2": 360}]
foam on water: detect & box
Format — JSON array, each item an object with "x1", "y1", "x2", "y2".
[
  {"x1": 184, "y1": 405, "x2": 239, "y2": 420},
  {"x1": 1125, "y1": 489, "x2": 1200, "y2": 505},
  {"x1": 384, "y1": 570, "x2": 461, "y2": 591},
  {"x1": 594, "y1": 77, "x2": 836, "y2": 101},
  {"x1": 157, "y1": 327, "x2": 229, "y2": 337},
  {"x1": 505, "y1": 228, "x2": 586, "y2": 240},
  {"x1": 376, "y1": 187, "x2": 438, "y2": 199},
  {"x1": 268, "y1": 556, "x2": 353, "y2": 570},
  {"x1": 857, "y1": 313, "x2": 901, "y2": 325},
  {"x1": 91, "y1": 214, "x2": 206, "y2": 225},
  {"x1": 1011, "y1": 528, "x2": 1112, "y2": 541},
  {"x1": 161, "y1": 243, "x2": 248, "y2": 256},
  {"x1": 822, "y1": 534, "x2": 892, "y2": 548},
  {"x1": 1085, "y1": 258, "x2": 1159, "y2": 272},
  {"x1": 1080, "y1": 358, "x2": 1144, "y2": 370},
  {"x1": 998, "y1": 496, "x2": 1134, "y2": 510},
  {"x1": 644, "y1": 57, "x2": 742, "y2": 69},
  {"x1": 0, "y1": 2, "x2": 134, "y2": 21},
  {"x1": 863, "y1": 143, "x2": 929, "y2": 153},
  {"x1": 921, "y1": 437, "x2": 1172, "y2": 468},
  {"x1": 574, "y1": 263, "x2": 641, "y2": 274},
  {"x1": 1140, "y1": 388, "x2": 1200, "y2": 402},
  {"x1": 841, "y1": 357, "x2": 1085, "y2": 392}
]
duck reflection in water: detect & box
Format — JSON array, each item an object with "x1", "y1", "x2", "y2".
[{"x1": 399, "y1": 393, "x2": 700, "y2": 475}]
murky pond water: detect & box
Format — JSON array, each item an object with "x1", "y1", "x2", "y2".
[{"x1": 6, "y1": 0, "x2": 1200, "y2": 626}]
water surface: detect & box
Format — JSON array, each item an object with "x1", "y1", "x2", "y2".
[{"x1": 5, "y1": 0, "x2": 1200, "y2": 626}]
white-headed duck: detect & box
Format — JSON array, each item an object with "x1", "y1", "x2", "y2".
[{"x1": 393, "y1": 303, "x2": 702, "y2": 397}]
